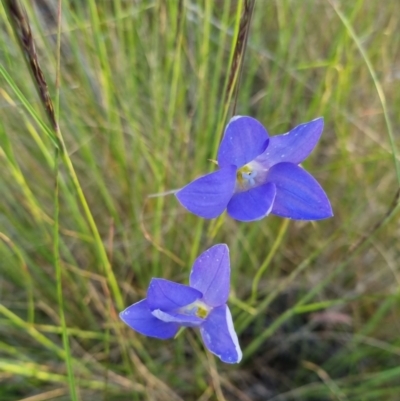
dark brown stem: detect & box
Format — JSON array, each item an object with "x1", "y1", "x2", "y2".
[
  {"x1": 4, "y1": 0, "x2": 62, "y2": 149},
  {"x1": 226, "y1": 0, "x2": 256, "y2": 116}
]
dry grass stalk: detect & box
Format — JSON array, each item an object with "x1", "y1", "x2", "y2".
[{"x1": 4, "y1": 0, "x2": 59, "y2": 135}]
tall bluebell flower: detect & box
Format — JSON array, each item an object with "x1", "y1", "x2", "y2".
[
  {"x1": 176, "y1": 116, "x2": 333, "y2": 222},
  {"x1": 120, "y1": 244, "x2": 242, "y2": 364}
]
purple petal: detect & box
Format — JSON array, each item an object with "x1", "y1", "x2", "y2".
[
  {"x1": 175, "y1": 166, "x2": 236, "y2": 219},
  {"x1": 152, "y1": 309, "x2": 204, "y2": 327},
  {"x1": 217, "y1": 116, "x2": 269, "y2": 168},
  {"x1": 266, "y1": 162, "x2": 333, "y2": 220},
  {"x1": 190, "y1": 244, "x2": 230, "y2": 307},
  {"x1": 200, "y1": 305, "x2": 242, "y2": 364},
  {"x1": 227, "y1": 182, "x2": 276, "y2": 222},
  {"x1": 119, "y1": 299, "x2": 179, "y2": 339},
  {"x1": 255, "y1": 117, "x2": 324, "y2": 169},
  {"x1": 147, "y1": 279, "x2": 202, "y2": 312}
]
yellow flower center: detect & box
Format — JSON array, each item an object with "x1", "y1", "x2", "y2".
[
  {"x1": 236, "y1": 164, "x2": 258, "y2": 191},
  {"x1": 196, "y1": 305, "x2": 209, "y2": 318},
  {"x1": 180, "y1": 299, "x2": 211, "y2": 319},
  {"x1": 236, "y1": 165, "x2": 252, "y2": 185}
]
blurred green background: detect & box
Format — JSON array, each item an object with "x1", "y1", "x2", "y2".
[{"x1": 0, "y1": 0, "x2": 399, "y2": 400}]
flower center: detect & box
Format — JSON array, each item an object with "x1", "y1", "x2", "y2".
[
  {"x1": 236, "y1": 164, "x2": 258, "y2": 190},
  {"x1": 179, "y1": 300, "x2": 211, "y2": 319}
]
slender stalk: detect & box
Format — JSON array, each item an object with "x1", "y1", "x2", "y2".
[
  {"x1": 250, "y1": 218, "x2": 289, "y2": 303},
  {"x1": 229, "y1": 0, "x2": 256, "y2": 116},
  {"x1": 3, "y1": 0, "x2": 59, "y2": 144},
  {"x1": 53, "y1": 2, "x2": 78, "y2": 399},
  {"x1": 54, "y1": 148, "x2": 79, "y2": 400}
]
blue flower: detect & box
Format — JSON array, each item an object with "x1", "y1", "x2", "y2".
[
  {"x1": 175, "y1": 116, "x2": 333, "y2": 222},
  {"x1": 119, "y1": 244, "x2": 242, "y2": 364}
]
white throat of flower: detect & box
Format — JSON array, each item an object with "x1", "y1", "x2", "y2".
[
  {"x1": 179, "y1": 299, "x2": 212, "y2": 319},
  {"x1": 235, "y1": 161, "x2": 266, "y2": 192}
]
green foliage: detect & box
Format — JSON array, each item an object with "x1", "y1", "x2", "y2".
[{"x1": 0, "y1": 0, "x2": 399, "y2": 399}]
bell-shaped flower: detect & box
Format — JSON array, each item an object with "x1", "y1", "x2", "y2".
[
  {"x1": 119, "y1": 244, "x2": 242, "y2": 364},
  {"x1": 175, "y1": 116, "x2": 333, "y2": 222}
]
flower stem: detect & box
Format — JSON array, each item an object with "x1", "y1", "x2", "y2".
[{"x1": 250, "y1": 218, "x2": 290, "y2": 303}]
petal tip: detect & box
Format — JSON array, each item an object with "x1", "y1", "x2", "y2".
[
  {"x1": 313, "y1": 195, "x2": 333, "y2": 220},
  {"x1": 312, "y1": 116, "x2": 324, "y2": 130},
  {"x1": 229, "y1": 115, "x2": 244, "y2": 123},
  {"x1": 320, "y1": 203, "x2": 334, "y2": 220},
  {"x1": 210, "y1": 243, "x2": 229, "y2": 253},
  {"x1": 298, "y1": 116, "x2": 324, "y2": 132}
]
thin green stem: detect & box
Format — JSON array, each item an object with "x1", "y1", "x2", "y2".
[
  {"x1": 53, "y1": 2, "x2": 78, "y2": 397},
  {"x1": 250, "y1": 218, "x2": 289, "y2": 303},
  {"x1": 54, "y1": 149, "x2": 79, "y2": 401}
]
